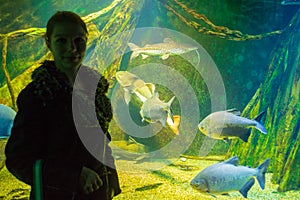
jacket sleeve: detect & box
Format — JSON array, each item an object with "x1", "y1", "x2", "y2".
[{"x1": 5, "y1": 84, "x2": 82, "y2": 193}]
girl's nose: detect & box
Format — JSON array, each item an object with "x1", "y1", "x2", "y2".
[{"x1": 69, "y1": 40, "x2": 77, "y2": 52}]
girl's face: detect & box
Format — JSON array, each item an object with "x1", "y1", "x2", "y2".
[{"x1": 47, "y1": 21, "x2": 87, "y2": 72}]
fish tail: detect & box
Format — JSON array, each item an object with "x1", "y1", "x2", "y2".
[
  {"x1": 239, "y1": 129, "x2": 251, "y2": 142},
  {"x1": 169, "y1": 115, "x2": 180, "y2": 135},
  {"x1": 128, "y1": 42, "x2": 140, "y2": 51},
  {"x1": 128, "y1": 42, "x2": 140, "y2": 60},
  {"x1": 256, "y1": 158, "x2": 271, "y2": 190},
  {"x1": 253, "y1": 111, "x2": 268, "y2": 134}
]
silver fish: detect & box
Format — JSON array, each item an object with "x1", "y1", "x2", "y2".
[
  {"x1": 128, "y1": 38, "x2": 200, "y2": 63},
  {"x1": 0, "y1": 104, "x2": 16, "y2": 139},
  {"x1": 190, "y1": 156, "x2": 270, "y2": 198},
  {"x1": 115, "y1": 71, "x2": 155, "y2": 104},
  {"x1": 0, "y1": 104, "x2": 16, "y2": 171},
  {"x1": 198, "y1": 108, "x2": 267, "y2": 142},
  {"x1": 140, "y1": 92, "x2": 175, "y2": 127}
]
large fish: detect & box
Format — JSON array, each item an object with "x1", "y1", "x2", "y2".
[
  {"x1": 0, "y1": 104, "x2": 16, "y2": 139},
  {"x1": 128, "y1": 38, "x2": 200, "y2": 64},
  {"x1": 0, "y1": 104, "x2": 16, "y2": 171},
  {"x1": 115, "y1": 71, "x2": 155, "y2": 104},
  {"x1": 140, "y1": 93, "x2": 180, "y2": 134},
  {"x1": 190, "y1": 156, "x2": 270, "y2": 198},
  {"x1": 110, "y1": 137, "x2": 146, "y2": 160},
  {"x1": 198, "y1": 108, "x2": 267, "y2": 142}
]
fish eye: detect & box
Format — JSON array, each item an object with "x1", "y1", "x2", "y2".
[{"x1": 198, "y1": 124, "x2": 205, "y2": 130}]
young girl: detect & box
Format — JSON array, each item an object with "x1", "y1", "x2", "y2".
[{"x1": 5, "y1": 11, "x2": 121, "y2": 199}]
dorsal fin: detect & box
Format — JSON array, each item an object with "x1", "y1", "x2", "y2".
[
  {"x1": 223, "y1": 156, "x2": 239, "y2": 166},
  {"x1": 226, "y1": 108, "x2": 241, "y2": 116}
]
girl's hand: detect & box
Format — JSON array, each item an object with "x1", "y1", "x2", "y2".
[{"x1": 79, "y1": 166, "x2": 103, "y2": 194}]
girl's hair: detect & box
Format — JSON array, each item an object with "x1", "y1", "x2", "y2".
[{"x1": 45, "y1": 11, "x2": 88, "y2": 41}]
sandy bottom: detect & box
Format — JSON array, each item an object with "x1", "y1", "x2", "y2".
[{"x1": 0, "y1": 156, "x2": 299, "y2": 200}]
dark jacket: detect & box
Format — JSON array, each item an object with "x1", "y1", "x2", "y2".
[{"x1": 5, "y1": 61, "x2": 121, "y2": 199}]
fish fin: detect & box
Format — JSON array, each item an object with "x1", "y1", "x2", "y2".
[
  {"x1": 226, "y1": 108, "x2": 241, "y2": 116},
  {"x1": 239, "y1": 129, "x2": 251, "y2": 142},
  {"x1": 163, "y1": 38, "x2": 174, "y2": 43},
  {"x1": 239, "y1": 178, "x2": 255, "y2": 198},
  {"x1": 145, "y1": 83, "x2": 156, "y2": 95},
  {"x1": 128, "y1": 43, "x2": 140, "y2": 60},
  {"x1": 130, "y1": 52, "x2": 140, "y2": 60},
  {"x1": 141, "y1": 54, "x2": 149, "y2": 59},
  {"x1": 168, "y1": 115, "x2": 180, "y2": 135},
  {"x1": 128, "y1": 42, "x2": 139, "y2": 51},
  {"x1": 167, "y1": 96, "x2": 176, "y2": 107},
  {"x1": 253, "y1": 111, "x2": 267, "y2": 134},
  {"x1": 128, "y1": 136, "x2": 139, "y2": 145},
  {"x1": 256, "y1": 158, "x2": 270, "y2": 190},
  {"x1": 161, "y1": 54, "x2": 170, "y2": 60},
  {"x1": 223, "y1": 156, "x2": 239, "y2": 166},
  {"x1": 124, "y1": 90, "x2": 132, "y2": 104}
]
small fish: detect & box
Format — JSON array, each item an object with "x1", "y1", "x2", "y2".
[
  {"x1": 190, "y1": 156, "x2": 271, "y2": 198},
  {"x1": 128, "y1": 38, "x2": 200, "y2": 64},
  {"x1": 0, "y1": 104, "x2": 16, "y2": 139},
  {"x1": 140, "y1": 93, "x2": 180, "y2": 134},
  {"x1": 281, "y1": 0, "x2": 300, "y2": 5},
  {"x1": 115, "y1": 71, "x2": 155, "y2": 104},
  {"x1": 198, "y1": 108, "x2": 267, "y2": 142},
  {"x1": 110, "y1": 137, "x2": 146, "y2": 160}
]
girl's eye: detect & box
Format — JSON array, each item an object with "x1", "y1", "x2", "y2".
[
  {"x1": 56, "y1": 38, "x2": 67, "y2": 43},
  {"x1": 75, "y1": 37, "x2": 86, "y2": 44}
]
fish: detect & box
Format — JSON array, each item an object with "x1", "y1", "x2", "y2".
[
  {"x1": 281, "y1": 0, "x2": 300, "y2": 5},
  {"x1": 140, "y1": 93, "x2": 180, "y2": 134},
  {"x1": 190, "y1": 156, "x2": 271, "y2": 198},
  {"x1": 128, "y1": 38, "x2": 200, "y2": 64},
  {"x1": 115, "y1": 71, "x2": 155, "y2": 104},
  {"x1": 110, "y1": 137, "x2": 147, "y2": 160},
  {"x1": 0, "y1": 104, "x2": 16, "y2": 139},
  {"x1": 0, "y1": 104, "x2": 16, "y2": 171},
  {"x1": 198, "y1": 108, "x2": 267, "y2": 142}
]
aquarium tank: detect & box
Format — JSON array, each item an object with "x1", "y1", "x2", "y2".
[{"x1": 0, "y1": 0, "x2": 299, "y2": 199}]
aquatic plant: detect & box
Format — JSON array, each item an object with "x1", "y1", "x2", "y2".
[{"x1": 228, "y1": 8, "x2": 300, "y2": 192}]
